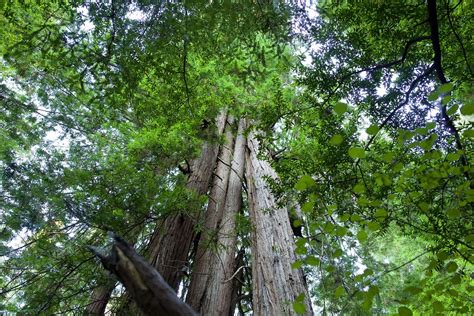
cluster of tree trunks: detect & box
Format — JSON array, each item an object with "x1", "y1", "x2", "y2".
[{"x1": 89, "y1": 113, "x2": 313, "y2": 315}]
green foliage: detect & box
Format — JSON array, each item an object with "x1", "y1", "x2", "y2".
[{"x1": 1, "y1": 0, "x2": 473, "y2": 314}]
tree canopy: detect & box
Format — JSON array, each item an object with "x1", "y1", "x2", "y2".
[{"x1": 1, "y1": 1, "x2": 473, "y2": 315}]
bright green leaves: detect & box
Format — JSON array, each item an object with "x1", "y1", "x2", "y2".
[
  {"x1": 294, "y1": 175, "x2": 316, "y2": 191},
  {"x1": 333, "y1": 102, "x2": 349, "y2": 115},
  {"x1": 334, "y1": 285, "x2": 345, "y2": 299},
  {"x1": 353, "y1": 183, "x2": 365, "y2": 193},
  {"x1": 366, "y1": 124, "x2": 379, "y2": 135},
  {"x1": 293, "y1": 293, "x2": 306, "y2": 315},
  {"x1": 295, "y1": 238, "x2": 307, "y2": 255},
  {"x1": 357, "y1": 230, "x2": 368, "y2": 243},
  {"x1": 305, "y1": 255, "x2": 321, "y2": 266},
  {"x1": 439, "y1": 83, "x2": 454, "y2": 94},
  {"x1": 374, "y1": 208, "x2": 388, "y2": 219},
  {"x1": 348, "y1": 147, "x2": 366, "y2": 159},
  {"x1": 329, "y1": 134, "x2": 344, "y2": 145},
  {"x1": 428, "y1": 83, "x2": 454, "y2": 101},
  {"x1": 398, "y1": 306, "x2": 413, "y2": 316}
]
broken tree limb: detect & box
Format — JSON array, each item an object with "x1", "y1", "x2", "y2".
[{"x1": 89, "y1": 235, "x2": 197, "y2": 316}]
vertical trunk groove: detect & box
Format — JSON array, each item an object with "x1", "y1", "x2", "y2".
[
  {"x1": 187, "y1": 118, "x2": 246, "y2": 315},
  {"x1": 186, "y1": 116, "x2": 235, "y2": 310},
  {"x1": 245, "y1": 131, "x2": 313, "y2": 316},
  {"x1": 200, "y1": 118, "x2": 246, "y2": 316},
  {"x1": 147, "y1": 111, "x2": 227, "y2": 290}
]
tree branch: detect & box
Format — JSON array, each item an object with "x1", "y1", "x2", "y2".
[
  {"x1": 89, "y1": 235, "x2": 197, "y2": 316},
  {"x1": 427, "y1": 0, "x2": 469, "y2": 178}
]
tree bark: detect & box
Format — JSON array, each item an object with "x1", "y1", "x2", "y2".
[
  {"x1": 147, "y1": 111, "x2": 227, "y2": 290},
  {"x1": 245, "y1": 131, "x2": 313, "y2": 316},
  {"x1": 91, "y1": 235, "x2": 197, "y2": 316},
  {"x1": 86, "y1": 280, "x2": 116, "y2": 315},
  {"x1": 185, "y1": 117, "x2": 235, "y2": 310},
  {"x1": 193, "y1": 118, "x2": 246, "y2": 316}
]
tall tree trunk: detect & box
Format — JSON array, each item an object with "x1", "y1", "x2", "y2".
[
  {"x1": 190, "y1": 118, "x2": 246, "y2": 315},
  {"x1": 245, "y1": 131, "x2": 313, "y2": 316},
  {"x1": 86, "y1": 280, "x2": 116, "y2": 315},
  {"x1": 186, "y1": 117, "x2": 235, "y2": 310},
  {"x1": 147, "y1": 111, "x2": 227, "y2": 290}
]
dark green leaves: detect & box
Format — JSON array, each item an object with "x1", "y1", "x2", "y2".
[{"x1": 334, "y1": 102, "x2": 348, "y2": 115}]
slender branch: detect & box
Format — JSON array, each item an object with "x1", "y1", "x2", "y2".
[
  {"x1": 445, "y1": 0, "x2": 473, "y2": 76},
  {"x1": 222, "y1": 265, "x2": 247, "y2": 283},
  {"x1": 427, "y1": 0, "x2": 469, "y2": 178},
  {"x1": 283, "y1": 36, "x2": 430, "y2": 118},
  {"x1": 365, "y1": 64, "x2": 435, "y2": 149}
]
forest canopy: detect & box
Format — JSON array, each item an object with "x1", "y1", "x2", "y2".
[{"x1": 0, "y1": 1, "x2": 473, "y2": 315}]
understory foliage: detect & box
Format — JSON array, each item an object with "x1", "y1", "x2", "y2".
[{"x1": 1, "y1": 1, "x2": 473, "y2": 315}]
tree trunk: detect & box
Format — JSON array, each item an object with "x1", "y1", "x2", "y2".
[
  {"x1": 245, "y1": 131, "x2": 313, "y2": 316},
  {"x1": 186, "y1": 117, "x2": 235, "y2": 310},
  {"x1": 147, "y1": 111, "x2": 227, "y2": 290},
  {"x1": 86, "y1": 280, "x2": 115, "y2": 315},
  {"x1": 191, "y1": 118, "x2": 246, "y2": 315}
]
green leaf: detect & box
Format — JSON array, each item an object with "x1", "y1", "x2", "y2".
[
  {"x1": 463, "y1": 129, "x2": 474, "y2": 138},
  {"x1": 446, "y1": 104, "x2": 459, "y2": 116},
  {"x1": 438, "y1": 83, "x2": 454, "y2": 94},
  {"x1": 334, "y1": 102, "x2": 348, "y2": 115},
  {"x1": 301, "y1": 201, "x2": 314, "y2": 213},
  {"x1": 367, "y1": 285, "x2": 379, "y2": 297},
  {"x1": 295, "y1": 245, "x2": 307, "y2": 255},
  {"x1": 367, "y1": 221, "x2": 380, "y2": 231},
  {"x1": 398, "y1": 306, "x2": 413, "y2": 316},
  {"x1": 441, "y1": 95, "x2": 451, "y2": 105},
  {"x1": 295, "y1": 175, "x2": 315, "y2": 191},
  {"x1": 329, "y1": 134, "x2": 344, "y2": 145},
  {"x1": 432, "y1": 301, "x2": 444, "y2": 312},
  {"x1": 426, "y1": 122, "x2": 436, "y2": 129},
  {"x1": 335, "y1": 285, "x2": 345, "y2": 299},
  {"x1": 381, "y1": 152, "x2": 395, "y2": 162},
  {"x1": 446, "y1": 261, "x2": 458, "y2": 273},
  {"x1": 428, "y1": 90, "x2": 439, "y2": 101},
  {"x1": 366, "y1": 124, "x2": 379, "y2": 135},
  {"x1": 447, "y1": 208, "x2": 461, "y2": 218},
  {"x1": 357, "y1": 230, "x2": 368, "y2": 243},
  {"x1": 404, "y1": 286, "x2": 422, "y2": 295},
  {"x1": 291, "y1": 260, "x2": 303, "y2": 269},
  {"x1": 333, "y1": 249, "x2": 343, "y2": 258},
  {"x1": 418, "y1": 201, "x2": 430, "y2": 212},
  {"x1": 335, "y1": 226, "x2": 348, "y2": 236},
  {"x1": 460, "y1": 103, "x2": 474, "y2": 116},
  {"x1": 348, "y1": 147, "x2": 366, "y2": 159},
  {"x1": 353, "y1": 183, "x2": 365, "y2": 193},
  {"x1": 437, "y1": 250, "x2": 449, "y2": 261},
  {"x1": 374, "y1": 208, "x2": 388, "y2": 219},
  {"x1": 305, "y1": 256, "x2": 320, "y2": 266},
  {"x1": 293, "y1": 301, "x2": 305, "y2": 315}
]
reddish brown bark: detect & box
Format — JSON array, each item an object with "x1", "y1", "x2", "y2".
[
  {"x1": 195, "y1": 118, "x2": 246, "y2": 315},
  {"x1": 245, "y1": 131, "x2": 313, "y2": 315},
  {"x1": 147, "y1": 111, "x2": 227, "y2": 290},
  {"x1": 186, "y1": 117, "x2": 235, "y2": 310},
  {"x1": 86, "y1": 280, "x2": 115, "y2": 315}
]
